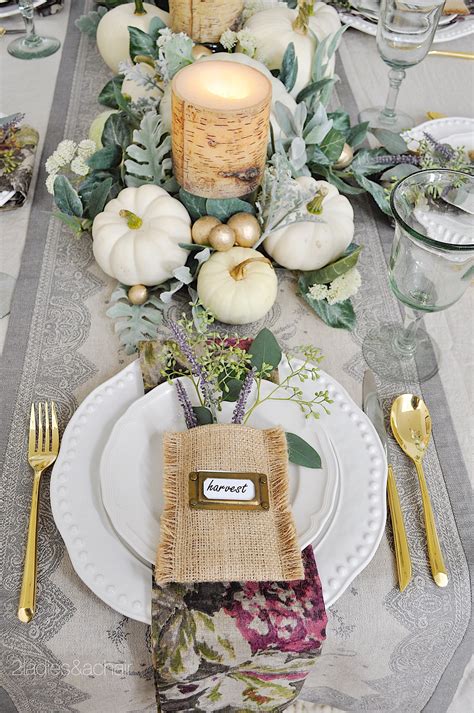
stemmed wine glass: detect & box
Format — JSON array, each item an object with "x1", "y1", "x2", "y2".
[
  {"x1": 363, "y1": 169, "x2": 474, "y2": 383},
  {"x1": 7, "y1": 0, "x2": 60, "y2": 59},
  {"x1": 359, "y1": 0, "x2": 445, "y2": 131}
]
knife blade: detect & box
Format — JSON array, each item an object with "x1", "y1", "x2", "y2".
[{"x1": 363, "y1": 370, "x2": 412, "y2": 592}]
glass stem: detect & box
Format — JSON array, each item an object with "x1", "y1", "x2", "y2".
[
  {"x1": 393, "y1": 307, "x2": 422, "y2": 357},
  {"x1": 19, "y1": 0, "x2": 40, "y2": 45},
  {"x1": 381, "y1": 68, "x2": 406, "y2": 121}
]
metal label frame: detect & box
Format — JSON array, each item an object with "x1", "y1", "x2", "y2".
[{"x1": 189, "y1": 471, "x2": 269, "y2": 511}]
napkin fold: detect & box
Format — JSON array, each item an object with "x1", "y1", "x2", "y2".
[{"x1": 156, "y1": 424, "x2": 304, "y2": 584}]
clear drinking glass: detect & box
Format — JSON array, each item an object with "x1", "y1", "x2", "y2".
[
  {"x1": 363, "y1": 170, "x2": 474, "y2": 383},
  {"x1": 359, "y1": 0, "x2": 445, "y2": 132},
  {"x1": 8, "y1": 0, "x2": 60, "y2": 59}
]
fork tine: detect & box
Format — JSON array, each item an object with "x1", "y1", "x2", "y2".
[
  {"x1": 44, "y1": 402, "x2": 50, "y2": 452},
  {"x1": 37, "y1": 403, "x2": 43, "y2": 453},
  {"x1": 51, "y1": 402, "x2": 59, "y2": 454},
  {"x1": 29, "y1": 404, "x2": 36, "y2": 455}
]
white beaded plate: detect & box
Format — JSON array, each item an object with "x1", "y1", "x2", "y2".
[
  {"x1": 340, "y1": 11, "x2": 474, "y2": 43},
  {"x1": 50, "y1": 360, "x2": 387, "y2": 622}
]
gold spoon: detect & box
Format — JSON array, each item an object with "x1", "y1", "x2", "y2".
[{"x1": 390, "y1": 395, "x2": 448, "y2": 588}]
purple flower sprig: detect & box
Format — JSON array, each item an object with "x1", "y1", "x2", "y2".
[
  {"x1": 370, "y1": 153, "x2": 419, "y2": 166},
  {"x1": 167, "y1": 320, "x2": 214, "y2": 409},
  {"x1": 231, "y1": 368, "x2": 256, "y2": 425},
  {"x1": 175, "y1": 379, "x2": 198, "y2": 429},
  {"x1": 423, "y1": 132, "x2": 455, "y2": 161}
]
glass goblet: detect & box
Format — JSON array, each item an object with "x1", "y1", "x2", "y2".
[
  {"x1": 8, "y1": 0, "x2": 60, "y2": 60},
  {"x1": 363, "y1": 169, "x2": 474, "y2": 384},
  {"x1": 359, "y1": 0, "x2": 445, "y2": 132}
]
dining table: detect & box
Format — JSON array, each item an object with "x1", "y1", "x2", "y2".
[{"x1": 0, "y1": 1, "x2": 472, "y2": 712}]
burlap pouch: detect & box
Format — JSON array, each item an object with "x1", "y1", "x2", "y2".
[{"x1": 156, "y1": 423, "x2": 304, "y2": 584}]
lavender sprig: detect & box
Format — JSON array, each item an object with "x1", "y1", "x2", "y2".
[
  {"x1": 231, "y1": 369, "x2": 255, "y2": 425},
  {"x1": 369, "y1": 153, "x2": 419, "y2": 165},
  {"x1": 423, "y1": 132, "x2": 455, "y2": 161},
  {"x1": 167, "y1": 320, "x2": 214, "y2": 407},
  {"x1": 174, "y1": 379, "x2": 198, "y2": 429}
]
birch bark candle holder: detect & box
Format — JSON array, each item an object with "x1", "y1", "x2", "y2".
[
  {"x1": 171, "y1": 61, "x2": 272, "y2": 199},
  {"x1": 169, "y1": 0, "x2": 243, "y2": 44}
]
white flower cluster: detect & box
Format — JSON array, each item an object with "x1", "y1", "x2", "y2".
[
  {"x1": 45, "y1": 139, "x2": 96, "y2": 194},
  {"x1": 308, "y1": 268, "x2": 362, "y2": 305},
  {"x1": 242, "y1": 0, "x2": 286, "y2": 23},
  {"x1": 155, "y1": 28, "x2": 191, "y2": 84},
  {"x1": 219, "y1": 28, "x2": 260, "y2": 59}
]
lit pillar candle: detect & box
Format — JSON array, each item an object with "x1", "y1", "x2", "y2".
[
  {"x1": 171, "y1": 61, "x2": 272, "y2": 199},
  {"x1": 169, "y1": 0, "x2": 243, "y2": 44}
]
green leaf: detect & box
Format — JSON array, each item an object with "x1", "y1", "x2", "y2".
[
  {"x1": 219, "y1": 377, "x2": 243, "y2": 402},
  {"x1": 346, "y1": 121, "x2": 369, "y2": 148},
  {"x1": 249, "y1": 328, "x2": 282, "y2": 371},
  {"x1": 301, "y1": 292, "x2": 356, "y2": 330},
  {"x1": 296, "y1": 78, "x2": 334, "y2": 105},
  {"x1": 379, "y1": 164, "x2": 419, "y2": 182},
  {"x1": 125, "y1": 111, "x2": 177, "y2": 192},
  {"x1": 53, "y1": 211, "x2": 84, "y2": 235},
  {"x1": 75, "y1": 6, "x2": 106, "y2": 37},
  {"x1": 106, "y1": 286, "x2": 164, "y2": 354},
  {"x1": 178, "y1": 189, "x2": 207, "y2": 220},
  {"x1": 205, "y1": 198, "x2": 255, "y2": 222},
  {"x1": 192, "y1": 406, "x2": 214, "y2": 425},
  {"x1": 98, "y1": 76, "x2": 123, "y2": 108},
  {"x1": 87, "y1": 144, "x2": 123, "y2": 170},
  {"x1": 350, "y1": 148, "x2": 391, "y2": 176},
  {"x1": 102, "y1": 113, "x2": 132, "y2": 149},
  {"x1": 315, "y1": 166, "x2": 365, "y2": 195},
  {"x1": 286, "y1": 432, "x2": 321, "y2": 469},
  {"x1": 320, "y1": 127, "x2": 346, "y2": 162},
  {"x1": 53, "y1": 175, "x2": 83, "y2": 217},
  {"x1": 148, "y1": 16, "x2": 167, "y2": 42},
  {"x1": 79, "y1": 169, "x2": 120, "y2": 204},
  {"x1": 370, "y1": 128, "x2": 408, "y2": 155},
  {"x1": 86, "y1": 177, "x2": 113, "y2": 220},
  {"x1": 328, "y1": 110, "x2": 351, "y2": 135},
  {"x1": 279, "y1": 43, "x2": 298, "y2": 93},
  {"x1": 353, "y1": 172, "x2": 392, "y2": 216},
  {"x1": 128, "y1": 25, "x2": 157, "y2": 62},
  {"x1": 300, "y1": 244, "x2": 362, "y2": 286}
]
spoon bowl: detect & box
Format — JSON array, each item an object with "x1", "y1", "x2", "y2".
[
  {"x1": 390, "y1": 394, "x2": 448, "y2": 588},
  {"x1": 390, "y1": 394, "x2": 432, "y2": 463}
]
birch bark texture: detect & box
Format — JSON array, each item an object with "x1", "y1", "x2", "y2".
[
  {"x1": 169, "y1": 0, "x2": 244, "y2": 43},
  {"x1": 171, "y1": 61, "x2": 272, "y2": 199}
]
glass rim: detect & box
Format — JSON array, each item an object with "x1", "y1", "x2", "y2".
[{"x1": 390, "y1": 168, "x2": 474, "y2": 252}]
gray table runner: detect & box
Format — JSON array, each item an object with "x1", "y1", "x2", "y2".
[{"x1": 1, "y1": 2, "x2": 472, "y2": 711}]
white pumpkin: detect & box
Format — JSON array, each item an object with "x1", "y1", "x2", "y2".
[
  {"x1": 88, "y1": 110, "x2": 118, "y2": 149},
  {"x1": 264, "y1": 177, "x2": 354, "y2": 271},
  {"x1": 159, "y1": 52, "x2": 297, "y2": 140},
  {"x1": 96, "y1": 2, "x2": 169, "y2": 74},
  {"x1": 122, "y1": 63, "x2": 163, "y2": 103},
  {"x1": 197, "y1": 247, "x2": 278, "y2": 325},
  {"x1": 243, "y1": 2, "x2": 341, "y2": 98},
  {"x1": 92, "y1": 185, "x2": 191, "y2": 286}
]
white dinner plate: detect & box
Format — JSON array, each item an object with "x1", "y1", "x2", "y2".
[
  {"x1": 403, "y1": 116, "x2": 474, "y2": 153},
  {"x1": 50, "y1": 360, "x2": 387, "y2": 623},
  {"x1": 100, "y1": 375, "x2": 341, "y2": 565},
  {"x1": 340, "y1": 9, "x2": 474, "y2": 43}
]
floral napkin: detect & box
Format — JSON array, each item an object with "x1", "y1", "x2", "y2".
[
  {"x1": 138, "y1": 337, "x2": 328, "y2": 711},
  {"x1": 0, "y1": 114, "x2": 39, "y2": 211}
]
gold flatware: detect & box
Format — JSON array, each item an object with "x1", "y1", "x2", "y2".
[
  {"x1": 0, "y1": 26, "x2": 25, "y2": 35},
  {"x1": 18, "y1": 402, "x2": 60, "y2": 623},
  {"x1": 390, "y1": 395, "x2": 448, "y2": 588},
  {"x1": 428, "y1": 50, "x2": 474, "y2": 60},
  {"x1": 363, "y1": 371, "x2": 412, "y2": 591}
]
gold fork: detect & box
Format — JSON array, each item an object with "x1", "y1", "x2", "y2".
[{"x1": 18, "y1": 402, "x2": 59, "y2": 623}]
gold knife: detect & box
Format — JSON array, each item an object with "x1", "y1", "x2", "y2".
[{"x1": 363, "y1": 370, "x2": 412, "y2": 591}]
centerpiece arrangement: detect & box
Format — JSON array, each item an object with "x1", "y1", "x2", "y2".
[{"x1": 47, "y1": 0, "x2": 471, "y2": 352}]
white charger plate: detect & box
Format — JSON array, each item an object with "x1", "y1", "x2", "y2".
[
  {"x1": 100, "y1": 376, "x2": 341, "y2": 565},
  {"x1": 340, "y1": 10, "x2": 474, "y2": 43},
  {"x1": 50, "y1": 360, "x2": 387, "y2": 623},
  {"x1": 403, "y1": 116, "x2": 474, "y2": 152}
]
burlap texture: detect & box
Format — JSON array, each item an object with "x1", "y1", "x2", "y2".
[{"x1": 156, "y1": 423, "x2": 304, "y2": 584}]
